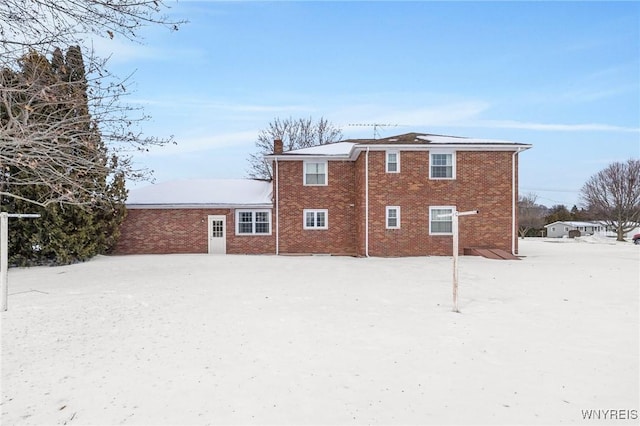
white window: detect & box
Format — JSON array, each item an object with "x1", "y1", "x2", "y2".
[
  {"x1": 303, "y1": 209, "x2": 328, "y2": 230},
  {"x1": 429, "y1": 206, "x2": 454, "y2": 235},
  {"x1": 386, "y1": 151, "x2": 399, "y2": 173},
  {"x1": 430, "y1": 152, "x2": 455, "y2": 179},
  {"x1": 386, "y1": 206, "x2": 401, "y2": 229},
  {"x1": 236, "y1": 210, "x2": 271, "y2": 235},
  {"x1": 304, "y1": 161, "x2": 327, "y2": 185}
]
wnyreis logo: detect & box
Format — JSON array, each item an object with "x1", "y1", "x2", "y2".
[{"x1": 581, "y1": 409, "x2": 638, "y2": 421}]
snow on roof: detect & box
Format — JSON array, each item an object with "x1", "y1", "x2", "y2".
[
  {"x1": 284, "y1": 142, "x2": 357, "y2": 156},
  {"x1": 126, "y1": 179, "x2": 272, "y2": 207},
  {"x1": 416, "y1": 134, "x2": 516, "y2": 144},
  {"x1": 274, "y1": 133, "x2": 527, "y2": 155},
  {"x1": 544, "y1": 221, "x2": 604, "y2": 228}
]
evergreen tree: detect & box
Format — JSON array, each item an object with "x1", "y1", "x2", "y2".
[{"x1": 1, "y1": 47, "x2": 126, "y2": 266}]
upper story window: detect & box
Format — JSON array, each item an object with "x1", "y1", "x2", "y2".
[
  {"x1": 236, "y1": 210, "x2": 271, "y2": 235},
  {"x1": 304, "y1": 161, "x2": 327, "y2": 186},
  {"x1": 386, "y1": 151, "x2": 399, "y2": 173},
  {"x1": 386, "y1": 206, "x2": 401, "y2": 229},
  {"x1": 430, "y1": 152, "x2": 455, "y2": 179},
  {"x1": 303, "y1": 209, "x2": 328, "y2": 230},
  {"x1": 429, "y1": 206, "x2": 454, "y2": 235}
]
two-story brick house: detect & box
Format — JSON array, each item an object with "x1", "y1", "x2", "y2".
[
  {"x1": 267, "y1": 132, "x2": 531, "y2": 257},
  {"x1": 114, "y1": 132, "x2": 531, "y2": 256}
]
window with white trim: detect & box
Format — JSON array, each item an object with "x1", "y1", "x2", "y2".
[
  {"x1": 304, "y1": 161, "x2": 327, "y2": 185},
  {"x1": 430, "y1": 152, "x2": 455, "y2": 179},
  {"x1": 386, "y1": 206, "x2": 401, "y2": 229},
  {"x1": 236, "y1": 210, "x2": 271, "y2": 235},
  {"x1": 303, "y1": 209, "x2": 328, "y2": 230},
  {"x1": 386, "y1": 151, "x2": 399, "y2": 173},
  {"x1": 429, "y1": 206, "x2": 454, "y2": 235}
]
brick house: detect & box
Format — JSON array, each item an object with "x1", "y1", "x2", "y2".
[{"x1": 114, "y1": 132, "x2": 531, "y2": 256}]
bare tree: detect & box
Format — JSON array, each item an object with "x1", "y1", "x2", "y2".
[
  {"x1": 518, "y1": 192, "x2": 547, "y2": 238},
  {"x1": 581, "y1": 159, "x2": 640, "y2": 241},
  {"x1": 1, "y1": 0, "x2": 180, "y2": 51},
  {"x1": 247, "y1": 116, "x2": 343, "y2": 180},
  {"x1": 0, "y1": 0, "x2": 185, "y2": 207}
]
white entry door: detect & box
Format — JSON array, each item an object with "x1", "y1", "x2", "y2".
[{"x1": 208, "y1": 215, "x2": 226, "y2": 254}]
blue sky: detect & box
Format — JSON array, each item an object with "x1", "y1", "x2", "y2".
[{"x1": 98, "y1": 1, "x2": 639, "y2": 208}]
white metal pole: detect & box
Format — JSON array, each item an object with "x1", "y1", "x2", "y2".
[
  {"x1": 1, "y1": 212, "x2": 8, "y2": 312},
  {"x1": 439, "y1": 209, "x2": 477, "y2": 313},
  {"x1": 452, "y1": 210, "x2": 459, "y2": 313},
  {"x1": 1, "y1": 213, "x2": 40, "y2": 312}
]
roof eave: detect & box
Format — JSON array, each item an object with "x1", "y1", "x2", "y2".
[
  {"x1": 264, "y1": 153, "x2": 353, "y2": 162},
  {"x1": 348, "y1": 143, "x2": 532, "y2": 160},
  {"x1": 126, "y1": 203, "x2": 273, "y2": 210},
  {"x1": 264, "y1": 142, "x2": 532, "y2": 162}
]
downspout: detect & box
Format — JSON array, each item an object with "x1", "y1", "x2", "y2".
[
  {"x1": 275, "y1": 157, "x2": 279, "y2": 255},
  {"x1": 512, "y1": 148, "x2": 523, "y2": 255},
  {"x1": 365, "y1": 147, "x2": 370, "y2": 257}
]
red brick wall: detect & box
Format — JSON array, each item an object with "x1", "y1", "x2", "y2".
[
  {"x1": 359, "y1": 150, "x2": 516, "y2": 256},
  {"x1": 276, "y1": 149, "x2": 518, "y2": 256},
  {"x1": 114, "y1": 208, "x2": 275, "y2": 255},
  {"x1": 275, "y1": 160, "x2": 357, "y2": 255},
  {"x1": 116, "y1": 149, "x2": 519, "y2": 257}
]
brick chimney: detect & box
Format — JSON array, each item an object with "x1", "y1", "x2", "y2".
[{"x1": 273, "y1": 139, "x2": 283, "y2": 154}]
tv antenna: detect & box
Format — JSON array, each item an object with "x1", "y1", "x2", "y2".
[{"x1": 347, "y1": 123, "x2": 399, "y2": 139}]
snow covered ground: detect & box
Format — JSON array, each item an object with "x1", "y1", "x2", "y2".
[{"x1": 1, "y1": 239, "x2": 638, "y2": 425}]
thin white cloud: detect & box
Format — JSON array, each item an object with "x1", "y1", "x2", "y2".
[
  {"x1": 553, "y1": 85, "x2": 638, "y2": 103},
  {"x1": 128, "y1": 97, "x2": 313, "y2": 114},
  {"x1": 332, "y1": 101, "x2": 491, "y2": 129},
  {"x1": 137, "y1": 129, "x2": 259, "y2": 157},
  {"x1": 474, "y1": 120, "x2": 640, "y2": 133}
]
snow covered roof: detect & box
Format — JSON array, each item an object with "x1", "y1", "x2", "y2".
[
  {"x1": 126, "y1": 179, "x2": 273, "y2": 208},
  {"x1": 544, "y1": 221, "x2": 604, "y2": 228},
  {"x1": 284, "y1": 142, "x2": 357, "y2": 156},
  {"x1": 346, "y1": 132, "x2": 524, "y2": 145},
  {"x1": 265, "y1": 132, "x2": 531, "y2": 160}
]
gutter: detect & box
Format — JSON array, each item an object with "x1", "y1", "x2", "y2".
[
  {"x1": 125, "y1": 203, "x2": 273, "y2": 210},
  {"x1": 365, "y1": 147, "x2": 370, "y2": 257},
  {"x1": 512, "y1": 148, "x2": 524, "y2": 255},
  {"x1": 275, "y1": 157, "x2": 279, "y2": 255}
]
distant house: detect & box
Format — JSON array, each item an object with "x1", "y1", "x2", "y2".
[
  {"x1": 114, "y1": 132, "x2": 532, "y2": 256},
  {"x1": 544, "y1": 221, "x2": 605, "y2": 238}
]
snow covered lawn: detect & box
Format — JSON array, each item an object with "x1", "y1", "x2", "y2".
[{"x1": 2, "y1": 239, "x2": 638, "y2": 425}]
